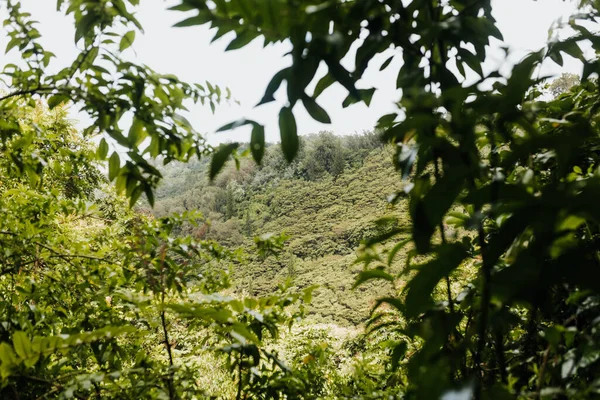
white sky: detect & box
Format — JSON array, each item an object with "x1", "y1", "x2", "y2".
[{"x1": 0, "y1": 0, "x2": 584, "y2": 145}]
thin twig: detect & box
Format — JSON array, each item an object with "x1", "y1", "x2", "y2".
[
  {"x1": 34, "y1": 242, "x2": 111, "y2": 263},
  {"x1": 0, "y1": 86, "x2": 55, "y2": 102},
  {"x1": 159, "y1": 245, "x2": 177, "y2": 400},
  {"x1": 537, "y1": 345, "x2": 551, "y2": 398}
]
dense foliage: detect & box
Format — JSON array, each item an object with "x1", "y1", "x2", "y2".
[
  {"x1": 0, "y1": 101, "x2": 324, "y2": 399},
  {"x1": 171, "y1": 0, "x2": 600, "y2": 397},
  {"x1": 2, "y1": 0, "x2": 600, "y2": 399}
]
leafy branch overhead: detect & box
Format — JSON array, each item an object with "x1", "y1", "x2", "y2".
[
  {"x1": 1, "y1": 0, "x2": 229, "y2": 206},
  {"x1": 172, "y1": 0, "x2": 600, "y2": 398},
  {"x1": 171, "y1": 0, "x2": 505, "y2": 169}
]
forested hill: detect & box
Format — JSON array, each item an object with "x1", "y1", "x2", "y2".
[{"x1": 146, "y1": 132, "x2": 408, "y2": 325}]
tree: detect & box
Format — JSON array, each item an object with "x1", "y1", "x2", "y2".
[
  {"x1": 243, "y1": 208, "x2": 253, "y2": 236},
  {"x1": 343, "y1": 131, "x2": 383, "y2": 167},
  {"x1": 0, "y1": 99, "x2": 103, "y2": 198},
  {"x1": 305, "y1": 131, "x2": 345, "y2": 180},
  {"x1": 225, "y1": 185, "x2": 236, "y2": 219},
  {"x1": 1, "y1": 0, "x2": 227, "y2": 207},
  {"x1": 547, "y1": 72, "x2": 581, "y2": 97}
]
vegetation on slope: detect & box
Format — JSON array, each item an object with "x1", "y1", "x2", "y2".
[{"x1": 147, "y1": 132, "x2": 409, "y2": 325}]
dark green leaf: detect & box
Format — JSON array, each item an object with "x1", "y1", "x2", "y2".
[
  {"x1": 216, "y1": 119, "x2": 251, "y2": 132},
  {"x1": 387, "y1": 238, "x2": 412, "y2": 266},
  {"x1": 173, "y1": 12, "x2": 211, "y2": 27},
  {"x1": 226, "y1": 30, "x2": 257, "y2": 51},
  {"x1": 279, "y1": 107, "x2": 298, "y2": 162},
  {"x1": 404, "y1": 244, "x2": 467, "y2": 318},
  {"x1": 412, "y1": 166, "x2": 467, "y2": 252},
  {"x1": 353, "y1": 267, "x2": 394, "y2": 289},
  {"x1": 257, "y1": 68, "x2": 289, "y2": 105},
  {"x1": 380, "y1": 55, "x2": 394, "y2": 71},
  {"x1": 324, "y1": 57, "x2": 360, "y2": 100},
  {"x1": 342, "y1": 88, "x2": 376, "y2": 108},
  {"x1": 210, "y1": 142, "x2": 239, "y2": 180},
  {"x1": 47, "y1": 94, "x2": 69, "y2": 109},
  {"x1": 301, "y1": 95, "x2": 331, "y2": 123},
  {"x1": 250, "y1": 123, "x2": 265, "y2": 164},
  {"x1": 313, "y1": 74, "x2": 335, "y2": 98},
  {"x1": 144, "y1": 184, "x2": 155, "y2": 208}
]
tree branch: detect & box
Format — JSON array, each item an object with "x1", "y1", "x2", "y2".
[{"x1": 0, "y1": 86, "x2": 56, "y2": 102}]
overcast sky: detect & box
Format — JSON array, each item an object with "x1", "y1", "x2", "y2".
[{"x1": 1, "y1": 0, "x2": 584, "y2": 145}]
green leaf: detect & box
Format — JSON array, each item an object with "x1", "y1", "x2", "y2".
[
  {"x1": 404, "y1": 244, "x2": 467, "y2": 318},
  {"x1": 168, "y1": 3, "x2": 197, "y2": 12},
  {"x1": 412, "y1": 166, "x2": 467, "y2": 252},
  {"x1": 445, "y1": 211, "x2": 470, "y2": 228},
  {"x1": 74, "y1": 13, "x2": 97, "y2": 44},
  {"x1": 377, "y1": 113, "x2": 397, "y2": 129},
  {"x1": 324, "y1": 56, "x2": 360, "y2": 100},
  {"x1": 173, "y1": 12, "x2": 211, "y2": 27},
  {"x1": 342, "y1": 88, "x2": 376, "y2": 108},
  {"x1": 371, "y1": 297, "x2": 405, "y2": 314},
  {"x1": 47, "y1": 94, "x2": 69, "y2": 109},
  {"x1": 301, "y1": 95, "x2": 331, "y2": 124},
  {"x1": 486, "y1": 208, "x2": 533, "y2": 266},
  {"x1": 108, "y1": 151, "x2": 120, "y2": 181},
  {"x1": 119, "y1": 30, "x2": 136, "y2": 52},
  {"x1": 258, "y1": 68, "x2": 289, "y2": 105},
  {"x1": 97, "y1": 138, "x2": 109, "y2": 159},
  {"x1": 279, "y1": 107, "x2": 298, "y2": 162},
  {"x1": 394, "y1": 143, "x2": 418, "y2": 180},
  {"x1": 144, "y1": 184, "x2": 155, "y2": 208},
  {"x1": 230, "y1": 323, "x2": 259, "y2": 344},
  {"x1": 458, "y1": 48, "x2": 483, "y2": 77},
  {"x1": 226, "y1": 30, "x2": 257, "y2": 51},
  {"x1": 216, "y1": 119, "x2": 252, "y2": 132},
  {"x1": 303, "y1": 285, "x2": 318, "y2": 303},
  {"x1": 364, "y1": 228, "x2": 406, "y2": 247},
  {"x1": 210, "y1": 142, "x2": 239, "y2": 180},
  {"x1": 0, "y1": 343, "x2": 17, "y2": 379},
  {"x1": 353, "y1": 267, "x2": 394, "y2": 289},
  {"x1": 13, "y1": 331, "x2": 31, "y2": 360},
  {"x1": 380, "y1": 55, "x2": 394, "y2": 71},
  {"x1": 5, "y1": 37, "x2": 20, "y2": 53},
  {"x1": 129, "y1": 185, "x2": 143, "y2": 208},
  {"x1": 387, "y1": 238, "x2": 412, "y2": 266},
  {"x1": 128, "y1": 118, "x2": 146, "y2": 146},
  {"x1": 557, "y1": 215, "x2": 585, "y2": 232},
  {"x1": 583, "y1": 59, "x2": 600, "y2": 81},
  {"x1": 313, "y1": 74, "x2": 335, "y2": 98},
  {"x1": 250, "y1": 123, "x2": 265, "y2": 164}
]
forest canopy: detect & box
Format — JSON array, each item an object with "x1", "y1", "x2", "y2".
[{"x1": 1, "y1": 0, "x2": 600, "y2": 399}]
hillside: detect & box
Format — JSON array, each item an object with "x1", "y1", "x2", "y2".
[{"x1": 148, "y1": 132, "x2": 409, "y2": 325}]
